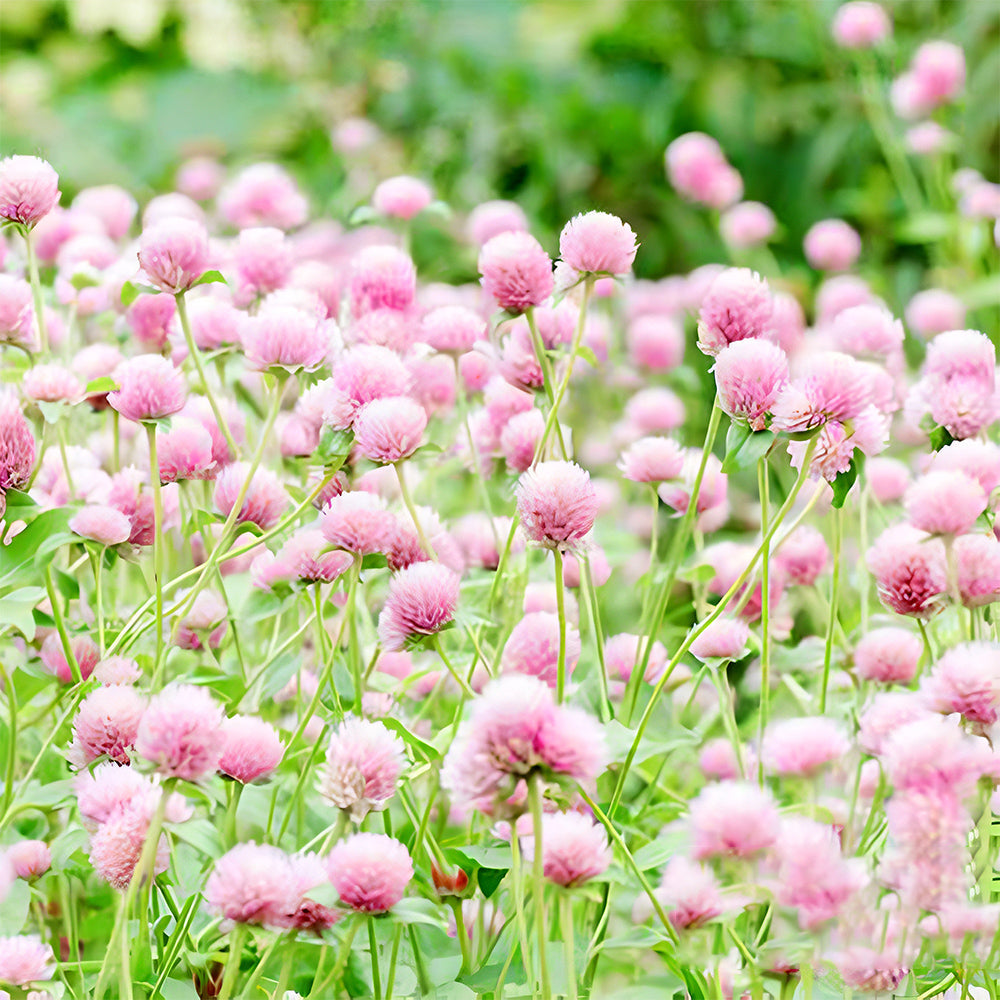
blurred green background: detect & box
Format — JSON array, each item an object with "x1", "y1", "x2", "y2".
[{"x1": 1, "y1": 0, "x2": 998, "y2": 282}]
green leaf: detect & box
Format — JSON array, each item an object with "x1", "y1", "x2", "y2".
[
  {"x1": 389, "y1": 897, "x2": 447, "y2": 928},
  {"x1": 0, "y1": 586, "x2": 45, "y2": 640},
  {"x1": 70, "y1": 269, "x2": 101, "y2": 290},
  {"x1": 831, "y1": 454, "x2": 863, "y2": 509},
  {"x1": 121, "y1": 280, "x2": 151, "y2": 307},
  {"x1": 0, "y1": 508, "x2": 73, "y2": 587},
  {"x1": 929, "y1": 424, "x2": 956, "y2": 451},
  {"x1": 317, "y1": 427, "x2": 354, "y2": 471},
  {"x1": 349, "y1": 205, "x2": 381, "y2": 226},
  {"x1": 721, "y1": 421, "x2": 752, "y2": 474},
  {"x1": 191, "y1": 269, "x2": 227, "y2": 287},
  {"x1": 2, "y1": 489, "x2": 37, "y2": 510},
  {"x1": 379, "y1": 715, "x2": 441, "y2": 761},
  {"x1": 477, "y1": 867, "x2": 507, "y2": 898},
  {"x1": 631, "y1": 839, "x2": 675, "y2": 871},
  {"x1": 37, "y1": 400, "x2": 68, "y2": 424},
  {"x1": 85, "y1": 376, "x2": 118, "y2": 395},
  {"x1": 575, "y1": 344, "x2": 600, "y2": 368}
]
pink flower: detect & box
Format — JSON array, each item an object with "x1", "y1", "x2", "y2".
[
  {"x1": 69, "y1": 685, "x2": 146, "y2": 767},
  {"x1": 0, "y1": 155, "x2": 60, "y2": 228},
  {"x1": 762, "y1": 717, "x2": 849, "y2": 776},
  {"x1": 0, "y1": 392, "x2": 36, "y2": 490},
  {"x1": 7, "y1": 841, "x2": 51, "y2": 880},
  {"x1": 500, "y1": 409, "x2": 544, "y2": 473},
  {"x1": 68, "y1": 505, "x2": 130, "y2": 546},
  {"x1": 467, "y1": 199, "x2": 529, "y2": 246},
  {"x1": 803, "y1": 219, "x2": 861, "y2": 271},
  {"x1": 858, "y1": 691, "x2": 928, "y2": 755},
  {"x1": 177, "y1": 156, "x2": 225, "y2": 201},
  {"x1": 478, "y1": 231, "x2": 554, "y2": 313},
  {"x1": 832, "y1": 2, "x2": 891, "y2": 48},
  {"x1": 688, "y1": 780, "x2": 779, "y2": 860},
  {"x1": 268, "y1": 529, "x2": 354, "y2": 585},
  {"x1": 174, "y1": 590, "x2": 228, "y2": 651},
  {"x1": 829, "y1": 304, "x2": 904, "y2": 366},
  {"x1": 713, "y1": 338, "x2": 788, "y2": 430},
  {"x1": 135, "y1": 683, "x2": 226, "y2": 781},
  {"x1": 689, "y1": 617, "x2": 750, "y2": 662},
  {"x1": 40, "y1": 633, "x2": 99, "y2": 684},
  {"x1": 559, "y1": 211, "x2": 638, "y2": 276},
  {"x1": 373, "y1": 175, "x2": 433, "y2": 219},
  {"x1": 649, "y1": 856, "x2": 727, "y2": 930},
  {"x1": 657, "y1": 449, "x2": 729, "y2": 532},
  {"x1": 867, "y1": 457, "x2": 910, "y2": 504},
  {"x1": 183, "y1": 396, "x2": 245, "y2": 466},
  {"x1": 665, "y1": 133, "x2": 742, "y2": 209},
  {"x1": 108, "y1": 356, "x2": 186, "y2": 423},
  {"x1": 905, "y1": 289, "x2": 966, "y2": 338},
  {"x1": 377, "y1": 562, "x2": 460, "y2": 651},
  {"x1": 866, "y1": 524, "x2": 948, "y2": 619},
  {"x1": 0, "y1": 275, "x2": 35, "y2": 346},
  {"x1": 319, "y1": 717, "x2": 405, "y2": 820},
  {"x1": 0, "y1": 935, "x2": 55, "y2": 985},
  {"x1": 619, "y1": 436, "x2": 685, "y2": 484},
  {"x1": 925, "y1": 328, "x2": 995, "y2": 387},
  {"x1": 218, "y1": 716, "x2": 283, "y2": 783},
  {"x1": 93, "y1": 655, "x2": 141, "y2": 685},
  {"x1": 853, "y1": 627, "x2": 922, "y2": 684},
  {"x1": 23, "y1": 363, "x2": 84, "y2": 404},
  {"x1": 218, "y1": 163, "x2": 308, "y2": 230},
  {"x1": 233, "y1": 226, "x2": 291, "y2": 299},
  {"x1": 420, "y1": 305, "x2": 486, "y2": 355},
  {"x1": 155, "y1": 417, "x2": 215, "y2": 483},
  {"x1": 698, "y1": 738, "x2": 755, "y2": 781},
  {"x1": 910, "y1": 41, "x2": 965, "y2": 111},
  {"x1": 137, "y1": 218, "x2": 210, "y2": 293},
  {"x1": 515, "y1": 461, "x2": 598, "y2": 550},
  {"x1": 719, "y1": 201, "x2": 776, "y2": 248},
  {"x1": 242, "y1": 302, "x2": 332, "y2": 372},
  {"x1": 143, "y1": 191, "x2": 204, "y2": 227},
  {"x1": 954, "y1": 533, "x2": 1000, "y2": 607},
  {"x1": 324, "y1": 345, "x2": 413, "y2": 429},
  {"x1": 321, "y1": 491, "x2": 395, "y2": 555},
  {"x1": 327, "y1": 833, "x2": 414, "y2": 912},
  {"x1": 534, "y1": 811, "x2": 611, "y2": 887},
  {"x1": 922, "y1": 641, "x2": 1000, "y2": 726},
  {"x1": 89, "y1": 798, "x2": 170, "y2": 890},
  {"x1": 603, "y1": 632, "x2": 668, "y2": 683},
  {"x1": 214, "y1": 463, "x2": 290, "y2": 530},
  {"x1": 127, "y1": 292, "x2": 177, "y2": 350},
  {"x1": 696, "y1": 268, "x2": 772, "y2": 356},
  {"x1": 627, "y1": 313, "x2": 684, "y2": 371},
  {"x1": 930, "y1": 439, "x2": 1000, "y2": 497},
  {"x1": 75, "y1": 762, "x2": 187, "y2": 827},
  {"x1": 353, "y1": 396, "x2": 427, "y2": 464},
  {"x1": 501, "y1": 612, "x2": 581, "y2": 689},
  {"x1": 349, "y1": 245, "x2": 416, "y2": 317},
  {"x1": 775, "y1": 526, "x2": 829, "y2": 586},
  {"x1": 904, "y1": 470, "x2": 986, "y2": 537},
  {"x1": 771, "y1": 351, "x2": 876, "y2": 432}
]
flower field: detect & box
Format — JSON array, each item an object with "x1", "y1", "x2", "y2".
[{"x1": 0, "y1": 1, "x2": 999, "y2": 998}]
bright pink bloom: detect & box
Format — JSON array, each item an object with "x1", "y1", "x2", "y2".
[
  {"x1": 242, "y1": 301, "x2": 332, "y2": 372},
  {"x1": 627, "y1": 313, "x2": 684, "y2": 371},
  {"x1": 803, "y1": 219, "x2": 861, "y2": 271},
  {"x1": 657, "y1": 449, "x2": 729, "y2": 532},
  {"x1": 218, "y1": 163, "x2": 308, "y2": 230},
  {"x1": 866, "y1": 524, "x2": 948, "y2": 618},
  {"x1": 0, "y1": 935, "x2": 55, "y2": 985},
  {"x1": 930, "y1": 439, "x2": 1000, "y2": 497},
  {"x1": 175, "y1": 590, "x2": 228, "y2": 651},
  {"x1": 688, "y1": 781, "x2": 779, "y2": 860},
  {"x1": 233, "y1": 225, "x2": 291, "y2": 299},
  {"x1": 89, "y1": 797, "x2": 170, "y2": 890},
  {"x1": 905, "y1": 289, "x2": 966, "y2": 338},
  {"x1": 420, "y1": 305, "x2": 486, "y2": 354},
  {"x1": 689, "y1": 617, "x2": 750, "y2": 662},
  {"x1": 377, "y1": 562, "x2": 460, "y2": 651},
  {"x1": 762, "y1": 716, "x2": 849, "y2": 776},
  {"x1": 954, "y1": 533, "x2": 1000, "y2": 607},
  {"x1": 775, "y1": 526, "x2": 829, "y2": 585},
  {"x1": 372, "y1": 175, "x2": 432, "y2": 219},
  {"x1": 478, "y1": 231, "x2": 554, "y2": 313},
  {"x1": 7, "y1": 840, "x2": 51, "y2": 880},
  {"x1": 467, "y1": 199, "x2": 529, "y2": 246},
  {"x1": 214, "y1": 462, "x2": 290, "y2": 530},
  {"x1": 0, "y1": 392, "x2": 36, "y2": 490},
  {"x1": 619, "y1": 435, "x2": 685, "y2": 484},
  {"x1": 127, "y1": 292, "x2": 177, "y2": 350},
  {"x1": 649, "y1": 856, "x2": 727, "y2": 930},
  {"x1": 349, "y1": 245, "x2": 416, "y2": 317},
  {"x1": 832, "y1": 2, "x2": 891, "y2": 48},
  {"x1": 69, "y1": 505, "x2": 132, "y2": 547},
  {"x1": 603, "y1": 632, "x2": 667, "y2": 683},
  {"x1": 328, "y1": 833, "x2": 413, "y2": 913},
  {"x1": 904, "y1": 470, "x2": 986, "y2": 536},
  {"x1": 922, "y1": 641, "x2": 1000, "y2": 726},
  {"x1": 719, "y1": 201, "x2": 776, "y2": 248},
  {"x1": 515, "y1": 461, "x2": 598, "y2": 550},
  {"x1": 771, "y1": 351, "x2": 876, "y2": 432},
  {"x1": 0, "y1": 274, "x2": 34, "y2": 345},
  {"x1": 321, "y1": 491, "x2": 395, "y2": 554},
  {"x1": 910, "y1": 41, "x2": 965, "y2": 110},
  {"x1": 500, "y1": 409, "x2": 544, "y2": 473},
  {"x1": 40, "y1": 633, "x2": 99, "y2": 684},
  {"x1": 135, "y1": 683, "x2": 226, "y2": 781},
  {"x1": 853, "y1": 627, "x2": 922, "y2": 683},
  {"x1": 218, "y1": 716, "x2": 283, "y2": 783},
  {"x1": 353, "y1": 396, "x2": 427, "y2": 463},
  {"x1": 501, "y1": 611, "x2": 581, "y2": 689},
  {"x1": 69, "y1": 685, "x2": 146, "y2": 766},
  {"x1": 713, "y1": 338, "x2": 788, "y2": 430},
  {"x1": 324, "y1": 345, "x2": 413, "y2": 429},
  {"x1": 0, "y1": 155, "x2": 60, "y2": 227},
  {"x1": 665, "y1": 133, "x2": 742, "y2": 209},
  {"x1": 696, "y1": 268, "x2": 772, "y2": 356},
  {"x1": 559, "y1": 211, "x2": 638, "y2": 275},
  {"x1": 534, "y1": 812, "x2": 611, "y2": 887},
  {"x1": 155, "y1": 418, "x2": 215, "y2": 483},
  {"x1": 137, "y1": 218, "x2": 210, "y2": 293},
  {"x1": 108, "y1": 356, "x2": 186, "y2": 423},
  {"x1": 319, "y1": 716, "x2": 405, "y2": 820},
  {"x1": 176, "y1": 156, "x2": 224, "y2": 201}
]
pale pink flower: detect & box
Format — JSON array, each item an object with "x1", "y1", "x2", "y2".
[
  {"x1": 175, "y1": 590, "x2": 228, "y2": 651},
  {"x1": 0, "y1": 156, "x2": 60, "y2": 228},
  {"x1": 89, "y1": 799, "x2": 170, "y2": 890},
  {"x1": 69, "y1": 505, "x2": 131, "y2": 546},
  {"x1": 626, "y1": 313, "x2": 684, "y2": 371},
  {"x1": 137, "y1": 218, "x2": 210, "y2": 293},
  {"x1": 904, "y1": 470, "x2": 986, "y2": 536},
  {"x1": 762, "y1": 717, "x2": 849, "y2": 776},
  {"x1": 319, "y1": 716, "x2": 405, "y2": 820},
  {"x1": 665, "y1": 133, "x2": 742, "y2": 209},
  {"x1": 7, "y1": 841, "x2": 51, "y2": 881},
  {"x1": 349, "y1": 245, "x2": 416, "y2": 317},
  {"x1": 154, "y1": 417, "x2": 215, "y2": 484},
  {"x1": 689, "y1": 617, "x2": 750, "y2": 662},
  {"x1": 242, "y1": 302, "x2": 332, "y2": 372},
  {"x1": 353, "y1": 396, "x2": 427, "y2": 464},
  {"x1": 648, "y1": 856, "x2": 727, "y2": 930},
  {"x1": 922, "y1": 641, "x2": 1000, "y2": 726},
  {"x1": 324, "y1": 344, "x2": 413, "y2": 429},
  {"x1": 775, "y1": 526, "x2": 829, "y2": 585},
  {"x1": 603, "y1": 632, "x2": 668, "y2": 683},
  {"x1": 867, "y1": 456, "x2": 911, "y2": 504},
  {"x1": 910, "y1": 41, "x2": 966, "y2": 111},
  {"x1": 719, "y1": 201, "x2": 776, "y2": 248},
  {"x1": 905, "y1": 289, "x2": 966, "y2": 338},
  {"x1": 0, "y1": 392, "x2": 37, "y2": 490},
  {"x1": 767, "y1": 291, "x2": 807, "y2": 354},
  {"x1": 804, "y1": 219, "x2": 861, "y2": 271},
  {"x1": 698, "y1": 738, "x2": 755, "y2": 781},
  {"x1": 420, "y1": 305, "x2": 486, "y2": 354},
  {"x1": 713, "y1": 338, "x2": 788, "y2": 430},
  {"x1": 478, "y1": 231, "x2": 554, "y2": 313},
  {"x1": 500, "y1": 409, "x2": 544, "y2": 473},
  {"x1": 108, "y1": 356, "x2": 186, "y2": 423},
  {"x1": 107, "y1": 466, "x2": 180, "y2": 546},
  {"x1": 327, "y1": 833, "x2": 413, "y2": 913},
  {"x1": 40, "y1": 633, "x2": 99, "y2": 684},
  {"x1": 688, "y1": 781, "x2": 779, "y2": 860},
  {"x1": 954, "y1": 533, "x2": 1000, "y2": 607},
  {"x1": 218, "y1": 163, "x2": 308, "y2": 230},
  {"x1": 214, "y1": 462, "x2": 290, "y2": 530},
  {"x1": 523, "y1": 582, "x2": 578, "y2": 622},
  {"x1": 832, "y1": 2, "x2": 891, "y2": 48},
  {"x1": 771, "y1": 351, "x2": 876, "y2": 432},
  {"x1": 135, "y1": 683, "x2": 226, "y2": 781},
  {"x1": 530, "y1": 812, "x2": 611, "y2": 887},
  {"x1": 69, "y1": 684, "x2": 146, "y2": 766},
  {"x1": 657, "y1": 449, "x2": 729, "y2": 532},
  {"x1": 75, "y1": 762, "x2": 187, "y2": 827},
  {"x1": 93, "y1": 655, "x2": 141, "y2": 686},
  {"x1": 854, "y1": 627, "x2": 922, "y2": 684},
  {"x1": 703, "y1": 540, "x2": 785, "y2": 622},
  {"x1": 467, "y1": 199, "x2": 529, "y2": 246},
  {"x1": 534, "y1": 301, "x2": 578, "y2": 349},
  {"x1": 0, "y1": 935, "x2": 55, "y2": 985},
  {"x1": 931, "y1": 439, "x2": 1000, "y2": 498},
  {"x1": 348, "y1": 306, "x2": 416, "y2": 351},
  {"x1": 270, "y1": 529, "x2": 354, "y2": 585},
  {"x1": 372, "y1": 175, "x2": 432, "y2": 219},
  {"x1": 23, "y1": 364, "x2": 84, "y2": 404},
  {"x1": 320, "y1": 491, "x2": 395, "y2": 554},
  {"x1": 232, "y1": 225, "x2": 291, "y2": 300},
  {"x1": 176, "y1": 156, "x2": 224, "y2": 201},
  {"x1": 332, "y1": 116, "x2": 380, "y2": 153},
  {"x1": 866, "y1": 524, "x2": 948, "y2": 619},
  {"x1": 0, "y1": 275, "x2": 34, "y2": 345},
  {"x1": 696, "y1": 268, "x2": 772, "y2": 356},
  {"x1": 905, "y1": 121, "x2": 954, "y2": 156},
  {"x1": 925, "y1": 328, "x2": 994, "y2": 387},
  {"x1": 619, "y1": 436, "x2": 685, "y2": 484},
  {"x1": 515, "y1": 461, "x2": 598, "y2": 550},
  {"x1": 218, "y1": 716, "x2": 283, "y2": 783},
  {"x1": 127, "y1": 292, "x2": 177, "y2": 350},
  {"x1": 452, "y1": 513, "x2": 515, "y2": 570},
  {"x1": 501, "y1": 612, "x2": 581, "y2": 689},
  {"x1": 858, "y1": 691, "x2": 928, "y2": 754},
  {"x1": 377, "y1": 562, "x2": 460, "y2": 651},
  {"x1": 829, "y1": 304, "x2": 904, "y2": 366},
  {"x1": 559, "y1": 211, "x2": 638, "y2": 276},
  {"x1": 833, "y1": 948, "x2": 909, "y2": 993},
  {"x1": 622, "y1": 386, "x2": 686, "y2": 435},
  {"x1": 562, "y1": 547, "x2": 611, "y2": 588},
  {"x1": 142, "y1": 191, "x2": 205, "y2": 227}
]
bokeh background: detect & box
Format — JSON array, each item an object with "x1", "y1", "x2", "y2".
[{"x1": 2, "y1": 0, "x2": 998, "y2": 287}]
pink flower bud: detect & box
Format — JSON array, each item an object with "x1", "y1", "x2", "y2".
[
  {"x1": 832, "y1": 2, "x2": 891, "y2": 48},
  {"x1": 803, "y1": 219, "x2": 861, "y2": 271},
  {"x1": 108, "y1": 356, "x2": 186, "y2": 423},
  {"x1": 7, "y1": 841, "x2": 51, "y2": 880},
  {"x1": 515, "y1": 461, "x2": 598, "y2": 550},
  {"x1": 372, "y1": 175, "x2": 433, "y2": 220},
  {"x1": 327, "y1": 833, "x2": 413, "y2": 913},
  {"x1": 353, "y1": 396, "x2": 427, "y2": 464}
]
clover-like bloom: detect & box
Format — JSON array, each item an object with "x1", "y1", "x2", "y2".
[
  {"x1": 137, "y1": 217, "x2": 210, "y2": 293},
  {"x1": 559, "y1": 211, "x2": 638, "y2": 276},
  {"x1": 108, "y1": 356, "x2": 186, "y2": 423},
  {"x1": 319, "y1": 716, "x2": 405, "y2": 820},
  {"x1": 327, "y1": 833, "x2": 413, "y2": 913},
  {"x1": 135, "y1": 683, "x2": 226, "y2": 781},
  {"x1": 377, "y1": 562, "x2": 461, "y2": 651},
  {"x1": 515, "y1": 461, "x2": 598, "y2": 550},
  {"x1": 0, "y1": 155, "x2": 60, "y2": 227},
  {"x1": 478, "y1": 231, "x2": 554, "y2": 313}
]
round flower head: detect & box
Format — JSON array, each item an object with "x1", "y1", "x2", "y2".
[
  {"x1": 72, "y1": 183, "x2": 136, "y2": 237},
  {"x1": 803, "y1": 219, "x2": 861, "y2": 271},
  {"x1": 603, "y1": 632, "x2": 668, "y2": 684},
  {"x1": 534, "y1": 812, "x2": 611, "y2": 887},
  {"x1": 619, "y1": 435, "x2": 685, "y2": 484},
  {"x1": 658, "y1": 449, "x2": 729, "y2": 532},
  {"x1": 0, "y1": 155, "x2": 60, "y2": 227},
  {"x1": 866, "y1": 524, "x2": 948, "y2": 619},
  {"x1": 719, "y1": 200, "x2": 776, "y2": 248},
  {"x1": 689, "y1": 617, "x2": 750, "y2": 662},
  {"x1": 698, "y1": 738, "x2": 755, "y2": 781},
  {"x1": 272, "y1": 529, "x2": 354, "y2": 585},
  {"x1": 126, "y1": 292, "x2": 176, "y2": 350},
  {"x1": 954, "y1": 533, "x2": 1000, "y2": 607},
  {"x1": 478, "y1": 231, "x2": 554, "y2": 313},
  {"x1": 930, "y1": 439, "x2": 1000, "y2": 498},
  {"x1": 174, "y1": 590, "x2": 228, "y2": 651},
  {"x1": 377, "y1": 562, "x2": 460, "y2": 651},
  {"x1": 23, "y1": 363, "x2": 84, "y2": 404},
  {"x1": 665, "y1": 132, "x2": 742, "y2": 208},
  {"x1": 241, "y1": 301, "x2": 332, "y2": 372},
  {"x1": 771, "y1": 351, "x2": 876, "y2": 432},
  {"x1": 775, "y1": 526, "x2": 829, "y2": 586},
  {"x1": 922, "y1": 641, "x2": 1000, "y2": 726},
  {"x1": 218, "y1": 716, "x2": 283, "y2": 783},
  {"x1": 349, "y1": 245, "x2": 416, "y2": 317},
  {"x1": 7, "y1": 840, "x2": 51, "y2": 881},
  {"x1": 762, "y1": 717, "x2": 850, "y2": 776},
  {"x1": 904, "y1": 470, "x2": 986, "y2": 537},
  {"x1": 74, "y1": 762, "x2": 156, "y2": 826},
  {"x1": 137, "y1": 218, "x2": 210, "y2": 293},
  {"x1": 0, "y1": 392, "x2": 37, "y2": 491},
  {"x1": 155, "y1": 417, "x2": 215, "y2": 483},
  {"x1": 325, "y1": 344, "x2": 413, "y2": 429},
  {"x1": 372, "y1": 175, "x2": 433, "y2": 219},
  {"x1": 688, "y1": 781, "x2": 779, "y2": 860},
  {"x1": 905, "y1": 289, "x2": 966, "y2": 339},
  {"x1": 911, "y1": 40, "x2": 965, "y2": 111},
  {"x1": 327, "y1": 833, "x2": 413, "y2": 913},
  {"x1": 854, "y1": 627, "x2": 922, "y2": 683},
  {"x1": 501, "y1": 611, "x2": 582, "y2": 689},
  {"x1": 697, "y1": 268, "x2": 772, "y2": 356},
  {"x1": 233, "y1": 226, "x2": 291, "y2": 298},
  {"x1": 467, "y1": 199, "x2": 529, "y2": 246},
  {"x1": 218, "y1": 163, "x2": 308, "y2": 230},
  {"x1": 214, "y1": 463, "x2": 290, "y2": 530},
  {"x1": 319, "y1": 716, "x2": 405, "y2": 820},
  {"x1": 420, "y1": 305, "x2": 486, "y2": 355},
  {"x1": 559, "y1": 211, "x2": 638, "y2": 276},
  {"x1": 108, "y1": 356, "x2": 186, "y2": 423},
  {"x1": 832, "y1": 2, "x2": 891, "y2": 48},
  {"x1": 926, "y1": 329, "x2": 995, "y2": 387},
  {"x1": 829, "y1": 304, "x2": 904, "y2": 365},
  {"x1": 89, "y1": 798, "x2": 170, "y2": 891},
  {"x1": 0, "y1": 274, "x2": 34, "y2": 346},
  {"x1": 93, "y1": 655, "x2": 141, "y2": 686},
  {"x1": 321, "y1": 490, "x2": 396, "y2": 555},
  {"x1": 135, "y1": 683, "x2": 226, "y2": 781},
  {"x1": 0, "y1": 934, "x2": 55, "y2": 985},
  {"x1": 858, "y1": 691, "x2": 928, "y2": 755},
  {"x1": 69, "y1": 684, "x2": 146, "y2": 767},
  {"x1": 515, "y1": 461, "x2": 598, "y2": 550},
  {"x1": 626, "y1": 313, "x2": 684, "y2": 371},
  {"x1": 353, "y1": 396, "x2": 427, "y2": 464},
  {"x1": 646, "y1": 856, "x2": 728, "y2": 930},
  {"x1": 40, "y1": 633, "x2": 99, "y2": 684},
  {"x1": 713, "y1": 338, "x2": 789, "y2": 430}
]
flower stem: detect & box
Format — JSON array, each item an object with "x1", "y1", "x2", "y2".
[
  {"x1": 368, "y1": 917, "x2": 383, "y2": 999},
  {"x1": 218, "y1": 923, "x2": 247, "y2": 1000},
  {"x1": 146, "y1": 423, "x2": 166, "y2": 682},
  {"x1": 552, "y1": 547, "x2": 568, "y2": 703},
  {"x1": 509, "y1": 822, "x2": 534, "y2": 989},
  {"x1": 23, "y1": 227, "x2": 49, "y2": 353},
  {"x1": 757, "y1": 457, "x2": 770, "y2": 785},
  {"x1": 395, "y1": 460, "x2": 435, "y2": 559},
  {"x1": 819, "y1": 505, "x2": 843, "y2": 714},
  {"x1": 560, "y1": 891, "x2": 578, "y2": 1000},
  {"x1": 385, "y1": 923, "x2": 403, "y2": 999},
  {"x1": 91, "y1": 551, "x2": 105, "y2": 654},
  {"x1": 529, "y1": 773, "x2": 551, "y2": 1000}
]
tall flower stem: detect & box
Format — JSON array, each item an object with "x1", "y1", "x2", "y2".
[
  {"x1": 23, "y1": 228, "x2": 49, "y2": 353},
  {"x1": 394, "y1": 460, "x2": 435, "y2": 559},
  {"x1": 368, "y1": 917, "x2": 383, "y2": 999},
  {"x1": 560, "y1": 891, "x2": 578, "y2": 1000},
  {"x1": 509, "y1": 824, "x2": 534, "y2": 989},
  {"x1": 757, "y1": 457, "x2": 771, "y2": 785},
  {"x1": 90, "y1": 550, "x2": 105, "y2": 653},
  {"x1": 218, "y1": 924, "x2": 247, "y2": 1000},
  {"x1": 552, "y1": 547, "x2": 568, "y2": 703},
  {"x1": 524, "y1": 306, "x2": 567, "y2": 458},
  {"x1": 528, "y1": 774, "x2": 551, "y2": 1000},
  {"x1": 145, "y1": 423, "x2": 166, "y2": 680},
  {"x1": 819, "y1": 506, "x2": 843, "y2": 714}
]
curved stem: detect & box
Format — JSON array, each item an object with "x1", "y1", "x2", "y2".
[
  {"x1": 528, "y1": 774, "x2": 551, "y2": 1000},
  {"x1": 819, "y1": 506, "x2": 843, "y2": 714},
  {"x1": 524, "y1": 306, "x2": 567, "y2": 458},
  {"x1": 757, "y1": 457, "x2": 770, "y2": 785},
  {"x1": 394, "y1": 461, "x2": 435, "y2": 560},
  {"x1": 145, "y1": 424, "x2": 166, "y2": 681},
  {"x1": 44, "y1": 564, "x2": 82, "y2": 685}
]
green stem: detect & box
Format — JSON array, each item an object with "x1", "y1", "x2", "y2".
[
  {"x1": 560, "y1": 891, "x2": 578, "y2": 1000},
  {"x1": 44, "y1": 564, "x2": 82, "y2": 684},
  {"x1": 757, "y1": 457, "x2": 770, "y2": 785},
  {"x1": 524, "y1": 306, "x2": 567, "y2": 457},
  {"x1": 145, "y1": 423, "x2": 166, "y2": 681},
  {"x1": 368, "y1": 917, "x2": 383, "y2": 1000},
  {"x1": 509, "y1": 821, "x2": 534, "y2": 989},
  {"x1": 449, "y1": 898, "x2": 472, "y2": 974},
  {"x1": 218, "y1": 923, "x2": 248, "y2": 1000},
  {"x1": 91, "y1": 551, "x2": 105, "y2": 654},
  {"x1": 395, "y1": 461, "x2": 435, "y2": 559},
  {"x1": 552, "y1": 547, "x2": 568, "y2": 703},
  {"x1": 0, "y1": 662, "x2": 18, "y2": 823},
  {"x1": 529, "y1": 774, "x2": 551, "y2": 1000},
  {"x1": 241, "y1": 931, "x2": 285, "y2": 997},
  {"x1": 819, "y1": 506, "x2": 842, "y2": 714},
  {"x1": 23, "y1": 227, "x2": 49, "y2": 353},
  {"x1": 385, "y1": 923, "x2": 403, "y2": 999}
]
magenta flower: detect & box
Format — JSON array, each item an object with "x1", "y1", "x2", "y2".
[
  {"x1": 478, "y1": 231, "x2": 554, "y2": 313},
  {"x1": 319, "y1": 716, "x2": 405, "y2": 820},
  {"x1": 866, "y1": 524, "x2": 948, "y2": 619},
  {"x1": 214, "y1": 462, "x2": 290, "y2": 530},
  {"x1": 69, "y1": 685, "x2": 146, "y2": 767},
  {"x1": 378, "y1": 562, "x2": 461, "y2": 651},
  {"x1": 853, "y1": 627, "x2": 922, "y2": 684},
  {"x1": 327, "y1": 833, "x2": 414, "y2": 913},
  {"x1": 533, "y1": 811, "x2": 611, "y2": 887},
  {"x1": 0, "y1": 391, "x2": 36, "y2": 491},
  {"x1": 135, "y1": 683, "x2": 226, "y2": 781},
  {"x1": 559, "y1": 211, "x2": 638, "y2": 276},
  {"x1": 0, "y1": 155, "x2": 60, "y2": 228},
  {"x1": 108, "y1": 356, "x2": 186, "y2": 423},
  {"x1": 515, "y1": 461, "x2": 598, "y2": 550},
  {"x1": 373, "y1": 175, "x2": 433, "y2": 219},
  {"x1": 501, "y1": 611, "x2": 581, "y2": 689},
  {"x1": 353, "y1": 396, "x2": 428, "y2": 464},
  {"x1": 713, "y1": 338, "x2": 789, "y2": 430},
  {"x1": 696, "y1": 268, "x2": 772, "y2": 356},
  {"x1": 349, "y1": 245, "x2": 416, "y2": 317},
  {"x1": 137, "y1": 218, "x2": 210, "y2": 293}
]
